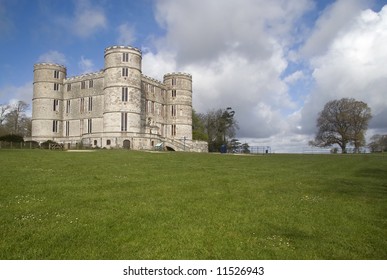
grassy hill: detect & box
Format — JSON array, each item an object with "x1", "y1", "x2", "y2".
[{"x1": 0, "y1": 150, "x2": 386, "y2": 259}]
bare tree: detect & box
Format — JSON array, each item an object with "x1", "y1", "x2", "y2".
[
  {"x1": 368, "y1": 134, "x2": 387, "y2": 153},
  {"x1": 313, "y1": 98, "x2": 372, "y2": 153},
  {"x1": 5, "y1": 101, "x2": 30, "y2": 136},
  {"x1": 0, "y1": 104, "x2": 10, "y2": 127},
  {"x1": 0, "y1": 104, "x2": 11, "y2": 135}
]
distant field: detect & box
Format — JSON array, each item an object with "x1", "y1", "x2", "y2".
[{"x1": 0, "y1": 150, "x2": 386, "y2": 259}]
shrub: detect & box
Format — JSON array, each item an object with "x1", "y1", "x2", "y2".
[
  {"x1": 24, "y1": 141, "x2": 40, "y2": 149},
  {"x1": 40, "y1": 140, "x2": 57, "y2": 149},
  {"x1": 0, "y1": 134, "x2": 24, "y2": 143}
]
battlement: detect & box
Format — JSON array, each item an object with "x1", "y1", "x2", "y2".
[
  {"x1": 34, "y1": 63, "x2": 67, "y2": 70},
  {"x1": 65, "y1": 70, "x2": 104, "y2": 82},
  {"x1": 142, "y1": 74, "x2": 164, "y2": 86},
  {"x1": 104, "y1": 45, "x2": 142, "y2": 54},
  {"x1": 164, "y1": 72, "x2": 192, "y2": 79}
]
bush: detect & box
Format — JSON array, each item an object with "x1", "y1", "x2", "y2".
[
  {"x1": 40, "y1": 140, "x2": 57, "y2": 149},
  {"x1": 24, "y1": 141, "x2": 40, "y2": 149},
  {"x1": 0, "y1": 134, "x2": 24, "y2": 143}
]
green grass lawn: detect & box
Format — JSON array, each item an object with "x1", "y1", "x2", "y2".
[{"x1": 0, "y1": 149, "x2": 386, "y2": 259}]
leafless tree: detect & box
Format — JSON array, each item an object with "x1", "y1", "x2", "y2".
[{"x1": 4, "y1": 101, "x2": 30, "y2": 136}]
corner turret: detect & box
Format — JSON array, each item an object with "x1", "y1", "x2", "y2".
[
  {"x1": 32, "y1": 63, "x2": 66, "y2": 140},
  {"x1": 163, "y1": 72, "x2": 193, "y2": 140}
]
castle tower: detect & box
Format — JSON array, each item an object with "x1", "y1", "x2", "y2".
[
  {"x1": 103, "y1": 46, "x2": 142, "y2": 138},
  {"x1": 32, "y1": 63, "x2": 66, "y2": 141},
  {"x1": 164, "y1": 73, "x2": 193, "y2": 141}
]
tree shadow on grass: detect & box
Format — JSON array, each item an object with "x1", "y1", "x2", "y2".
[
  {"x1": 324, "y1": 167, "x2": 387, "y2": 200},
  {"x1": 354, "y1": 167, "x2": 387, "y2": 196},
  {"x1": 355, "y1": 168, "x2": 387, "y2": 182}
]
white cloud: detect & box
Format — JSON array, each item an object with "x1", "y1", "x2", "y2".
[
  {"x1": 38, "y1": 51, "x2": 67, "y2": 65},
  {"x1": 142, "y1": 50, "x2": 177, "y2": 81},
  {"x1": 300, "y1": 4, "x2": 387, "y2": 134},
  {"x1": 148, "y1": 0, "x2": 311, "y2": 140},
  {"x1": 155, "y1": 0, "x2": 313, "y2": 65},
  {"x1": 302, "y1": 0, "x2": 369, "y2": 57},
  {"x1": 184, "y1": 50, "x2": 297, "y2": 138},
  {"x1": 0, "y1": 83, "x2": 33, "y2": 115},
  {"x1": 78, "y1": 56, "x2": 95, "y2": 74},
  {"x1": 117, "y1": 22, "x2": 136, "y2": 46},
  {"x1": 146, "y1": 0, "x2": 387, "y2": 152},
  {"x1": 54, "y1": 0, "x2": 107, "y2": 38},
  {"x1": 284, "y1": 70, "x2": 305, "y2": 84},
  {"x1": 73, "y1": 10, "x2": 106, "y2": 38},
  {"x1": 73, "y1": 1, "x2": 106, "y2": 38}
]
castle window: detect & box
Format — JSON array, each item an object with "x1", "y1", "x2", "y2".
[
  {"x1": 122, "y1": 68, "x2": 129, "y2": 77},
  {"x1": 80, "y1": 98, "x2": 85, "y2": 113},
  {"x1": 81, "y1": 81, "x2": 86, "y2": 89},
  {"x1": 89, "y1": 80, "x2": 94, "y2": 88},
  {"x1": 67, "y1": 84, "x2": 72, "y2": 92},
  {"x1": 80, "y1": 120, "x2": 83, "y2": 135},
  {"x1": 122, "y1": 87, "x2": 128, "y2": 102},
  {"x1": 147, "y1": 101, "x2": 155, "y2": 114},
  {"x1": 87, "y1": 119, "x2": 92, "y2": 134},
  {"x1": 171, "y1": 124, "x2": 176, "y2": 136},
  {"x1": 156, "y1": 104, "x2": 160, "y2": 116},
  {"x1": 172, "y1": 78, "x2": 176, "y2": 86},
  {"x1": 171, "y1": 105, "x2": 176, "y2": 117},
  {"x1": 121, "y1": 113, "x2": 128, "y2": 131},
  {"x1": 88, "y1": 97, "x2": 93, "y2": 111},
  {"x1": 94, "y1": 140, "x2": 97, "y2": 146},
  {"x1": 106, "y1": 139, "x2": 111, "y2": 145},
  {"x1": 65, "y1": 121, "x2": 70, "y2": 136},
  {"x1": 123, "y1": 53, "x2": 129, "y2": 62},
  {"x1": 54, "y1": 70, "x2": 59, "y2": 79},
  {"x1": 172, "y1": 90, "x2": 176, "y2": 98},
  {"x1": 52, "y1": 120, "x2": 58, "y2": 133},
  {"x1": 66, "y1": 100, "x2": 70, "y2": 114},
  {"x1": 53, "y1": 99, "x2": 59, "y2": 111},
  {"x1": 54, "y1": 83, "x2": 60, "y2": 91}
]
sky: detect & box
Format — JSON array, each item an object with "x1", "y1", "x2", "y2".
[{"x1": 0, "y1": 0, "x2": 386, "y2": 152}]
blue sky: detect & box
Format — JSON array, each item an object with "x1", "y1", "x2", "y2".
[{"x1": 1, "y1": 0, "x2": 386, "y2": 152}]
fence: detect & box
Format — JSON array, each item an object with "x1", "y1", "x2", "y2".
[
  {"x1": 248, "y1": 146, "x2": 272, "y2": 154},
  {"x1": 0, "y1": 141, "x2": 40, "y2": 149},
  {"x1": 1, "y1": 142, "x2": 96, "y2": 150},
  {"x1": 301, "y1": 147, "x2": 370, "y2": 154}
]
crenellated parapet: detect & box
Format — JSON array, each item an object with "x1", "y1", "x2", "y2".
[
  {"x1": 104, "y1": 45, "x2": 142, "y2": 54},
  {"x1": 164, "y1": 72, "x2": 192, "y2": 78},
  {"x1": 142, "y1": 74, "x2": 164, "y2": 86},
  {"x1": 34, "y1": 62, "x2": 67, "y2": 71},
  {"x1": 65, "y1": 70, "x2": 104, "y2": 82}
]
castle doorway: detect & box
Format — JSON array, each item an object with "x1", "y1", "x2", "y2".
[{"x1": 123, "y1": 140, "x2": 130, "y2": 149}]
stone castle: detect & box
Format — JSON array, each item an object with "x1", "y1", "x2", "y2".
[{"x1": 31, "y1": 45, "x2": 207, "y2": 152}]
